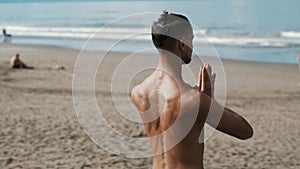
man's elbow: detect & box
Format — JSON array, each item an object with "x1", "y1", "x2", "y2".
[{"x1": 238, "y1": 125, "x2": 254, "y2": 140}]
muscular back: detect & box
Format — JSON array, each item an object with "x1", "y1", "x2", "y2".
[{"x1": 131, "y1": 70, "x2": 207, "y2": 169}]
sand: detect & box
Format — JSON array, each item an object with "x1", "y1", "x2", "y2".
[{"x1": 0, "y1": 43, "x2": 299, "y2": 169}]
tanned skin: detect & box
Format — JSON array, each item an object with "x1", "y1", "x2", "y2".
[
  {"x1": 131, "y1": 22, "x2": 253, "y2": 169},
  {"x1": 10, "y1": 54, "x2": 33, "y2": 69}
]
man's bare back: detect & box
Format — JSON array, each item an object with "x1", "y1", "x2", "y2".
[
  {"x1": 130, "y1": 11, "x2": 253, "y2": 169},
  {"x1": 131, "y1": 69, "x2": 208, "y2": 169}
]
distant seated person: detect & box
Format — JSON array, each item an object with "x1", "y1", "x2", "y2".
[
  {"x1": 10, "y1": 53, "x2": 34, "y2": 69},
  {"x1": 54, "y1": 64, "x2": 65, "y2": 70}
]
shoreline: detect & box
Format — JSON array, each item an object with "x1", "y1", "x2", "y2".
[{"x1": 1, "y1": 42, "x2": 298, "y2": 66}]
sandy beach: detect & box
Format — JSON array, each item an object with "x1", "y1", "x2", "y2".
[{"x1": 0, "y1": 43, "x2": 299, "y2": 169}]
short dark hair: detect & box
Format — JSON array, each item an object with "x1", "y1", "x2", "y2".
[{"x1": 151, "y1": 11, "x2": 192, "y2": 50}]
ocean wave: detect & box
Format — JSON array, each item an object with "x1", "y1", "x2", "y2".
[
  {"x1": 280, "y1": 31, "x2": 300, "y2": 38},
  {"x1": 0, "y1": 25, "x2": 208, "y2": 40},
  {"x1": 2, "y1": 25, "x2": 149, "y2": 34},
  {"x1": 196, "y1": 37, "x2": 300, "y2": 47},
  {"x1": 1, "y1": 25, "x2": 300, "y2": 48}
]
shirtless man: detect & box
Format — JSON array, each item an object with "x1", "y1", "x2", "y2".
[
  {"x1": 3, "y1": 29, "x2": 12, "y2": 42},
  {"x1": 10, "y1": 53, "x2": 34, "y2": 69},
  {"x1": 130, "y1": 11, "x2": 253, "y2": 169},
  {"x1": 3, "y1": 29, "x2": 12, "y2": 38}
]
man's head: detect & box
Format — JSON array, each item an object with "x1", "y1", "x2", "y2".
[
  {"x1": 151, "y1": 11, "x2": 193, "y2": 64},
  {"x1": 15, "y1": 53, "x2": 19, "y2": 58}
]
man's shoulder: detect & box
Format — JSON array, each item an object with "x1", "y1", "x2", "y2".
[
  {"x1": 131, "y1": 84, "x2": 143, "y2": 100},
  {"x1": 130, "y1": 84, "x2": 150, "y2": 112}
]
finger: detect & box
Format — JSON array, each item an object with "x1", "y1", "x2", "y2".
[
  {"x1": 203, "y1": 66, "x2": 211, "y2": 84},
  {"x1": 198, "y1": 66, "x2": 204, "y2": 86},
  {"x1": 207, "y1": 64, "x2": 212, "y2": 77},
  {"x1": 205, "y1": 64, "x2": 212, "y2": 81},
  {"x1": 203, "y1": 67, "x2": 212, "y2": 93},
  {"x1": 211, "y1": 73, "x2": 216, "y2": 98},
  {"x1": 201, "y1": 66, "x2": 205, "y2": 91},
  {"x1": 204, "y1": 64, "x2": 208, "y2": 73},
  {"x1": 198, "y1": 66, "x2": 204, "y2": 90},
  {"x1": 212, "y1": 73, "x2": 216, "y2": 86},
  {"x1": 199, "y1": 66, "x2": 204, "y2": 91},
  {"x1": 204, "y1": 64, "x2": 209, "y2": 72}
]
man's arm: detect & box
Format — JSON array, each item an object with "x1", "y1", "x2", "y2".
[
  {"x1": 198, "y1": 92, "x2": 253, "y2": 140},
  {"x1": 215, "y1": 106, "x2": 253, "y2": 140},
  {"x1": 199, "y1": 92, "x2": 253, "y2": 140},
  {"x1": 197, "y1": 64, "x2": 253, "y2": 140}
]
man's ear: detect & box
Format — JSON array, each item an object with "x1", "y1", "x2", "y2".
[{"x1": 179, "y1": 38, "x2": 185, "y2": 52}]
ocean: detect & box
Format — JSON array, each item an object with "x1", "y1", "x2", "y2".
[{"x1": 0, "y1": 0, "x2": 300, "y2": 64}]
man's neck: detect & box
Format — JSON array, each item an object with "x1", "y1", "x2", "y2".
[{"x1": 157, "y1": 51, "x2": 184, "y2": 84}]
